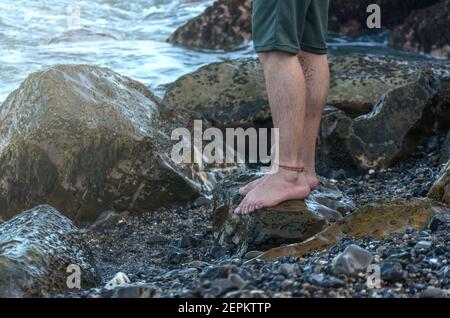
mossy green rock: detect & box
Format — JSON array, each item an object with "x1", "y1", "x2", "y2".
[
  {"x1": 0, "y1": 64, "x2": 199, "y2": 223},
  {"x1": 213, "y1": 171, "x2": 356, "y2": 255},
  {"x1": 428, "y1": 160, "x2": 450, "y2": 204},
  {"x1": 258, "y1": 198, "x2": 450, "y2": 260},
  {"x1": 0, "y1": 205, "x2": 100, "y2": 297}
]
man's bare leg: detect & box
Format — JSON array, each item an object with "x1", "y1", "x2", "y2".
[
  {"x1": 235, "y1": 51, "x2": 310, "y2": 215},
  {"x1": 239, "y1": 51, "x2": 329, "y2": 196},
  {"x1": 298, "y1": 51, "x2": 329, "y2": 189}
]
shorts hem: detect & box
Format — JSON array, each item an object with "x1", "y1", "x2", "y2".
[
  {"x1": 254, "y1": 42, "x2": 299, "y2": 55},
  {"x1": 300, "y1": 43, "x2": 328, "y2": 55}
]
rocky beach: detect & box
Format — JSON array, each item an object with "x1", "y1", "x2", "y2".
[{"x1": 0, "y1": 0, "x2": 449, "y2": 299}]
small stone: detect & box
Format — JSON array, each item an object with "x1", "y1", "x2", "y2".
[
  {"x1": 307, "y1": 274, "x2": 345, "y2": 288},
  {"x1": 104, "y1": 272, "x2": 130, "y2": 290},
  {"x1": 279, "y1": 263, "x2": 297, "y2": 277},
  {"x1": 111, "y1": 285, "x2": 154, "y2": 298},
  {"x1": 415, "y1": 240, "x2": 432, "y2": 250},
  {"x1": 146, "y1": 234, "x2": 170, "y2": 245},
  {"x1": 421, "y1": 287, "x2": 446, "y2": 298},
  {"x1": 380, "y1": 262, "x2": 407, "y2": 283},
  {"x1": 193, "y1": 196, "x2": 212, "y2": 207},
  {"x1": 177, "y1": 235, "x2": 199, "y2": 248},
  {"x1": 332, "y1": 244, "x2": 374, "y2": 276},
  {"x1": 427, "y1": 214, "x2": 450, "y2": 232},
  {"x1": 168, "y1": 251, "x2": 186, "y2": 265},
  {"x1": 228, "y1": 273, "x2": 247, "y2": 289}
]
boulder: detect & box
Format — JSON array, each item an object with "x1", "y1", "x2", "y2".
[
  {"x1": 213, "y1": 171, "x2": 356, "y2": 255},
  {"x1": 258, "y1": 198, "x2": 450, "y2": 260},
  {"x1": 428, "y1": 160, "x2": 450, "y2": 204},
  {"x1": 389, "y1": 1, "x2": 450, "y2": 58},
  {"x1": 167, "y1": 0, "x2": 252, "y2": 50},
  {"x1": 317, "y1": 71, "x2": 443, "y2": 176},
  {"x1": 0, "y1": 64, "x2": 200, "y2": 223},
  {"x1": 0, "y1": 205, "x2": 100, "y2": 298}
]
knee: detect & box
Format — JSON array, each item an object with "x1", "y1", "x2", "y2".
[{"x1": 258, "y1": 51, "x2": 293, "y2": 67}]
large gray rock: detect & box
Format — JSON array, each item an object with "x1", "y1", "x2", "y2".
[
  {"x1": 389, "y1": 1, "x2": 450, "y2": 58},
  {"x1": 317, "y1": 71, "x2": 448, "y2": 176},
  {"x1": 213, "y1": 171, "x2": 356, "y2": 255},
  {"x1": 0, "y1": 64, "x2": 200, "y2": 223},
  {"x1": 0, "y1": 205, "x2": 100, "y2": 297}
]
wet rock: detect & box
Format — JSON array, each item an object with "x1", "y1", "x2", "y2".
[
  {"x1": 0, "y1": 205, "x2": 100, "y2": 297},
  {"x1": 332, "y1": 244, "x2": 374, "y2": 276},
  {"x1": 213, "y1": 171, "x2": 355, "y2": 255},
  {"x1": 49, "y1": 27, "x2": 119, "y2": 44},
  {"x1": 380, "y1": 261, "x2": 407, "y2": 283},
  {"x1": 259, "y1": 198, "x2": 449, "y2": 260},
  {"x1": 389, "y1": 2, "x2": 450, "y2": 58},
  {"x1": 306, "y1": 274, "x2": 345, "y2": 288},
  {"x1": 167, "y1": 0, "x2": 252, "y2": 50},
  {"x1": 0, "y1": 64, "x2": 200, "y2": 223},
  {"x1": 428, "y1": 160, "x2": 450, "y2": 204},
  {"x1": 104, "y1": 272, "x2": 131, "y2": 290}
]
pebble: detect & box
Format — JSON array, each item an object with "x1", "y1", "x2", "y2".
[
  {"x1": 380, "y1": 262, "x2": 407, "y2": 283},
  {"x1": 420, "y1": 287, "x2": 447, "y2": 298},
  {"x1": 332, "y1": 244, "x2": 374, "y2": 276},
  {"x1": 104, "y1": 272, "x2": 130, "y2": 290},
  {"x1": 415, "y1": 240, "x2": 432, "y2": 250},
  {"x1": 307, "y1": 274, "x2": 345, "y2": 288}
]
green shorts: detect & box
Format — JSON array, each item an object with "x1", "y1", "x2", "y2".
[{"x1": 252, "y1": 0, "x2": 329, "y2": 55}]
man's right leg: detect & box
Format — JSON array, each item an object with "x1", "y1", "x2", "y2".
[{"x1": 298, "y1": 51, "x2": 329, "y2": 190}]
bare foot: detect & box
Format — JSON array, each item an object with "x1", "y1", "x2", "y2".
[
  {"x1": 235, "y1": 170, "x2": 311, "y2": 215},
  {"x1": 239, "y1": 171, "x2": 319, "y2": 196}
]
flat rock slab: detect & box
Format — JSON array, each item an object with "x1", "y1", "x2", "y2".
[
  {"x1": 213, "y1": 171, "x2": 356, "y2": 255},
  {"x1": 258, "y1": 198, "x2": 450, "y2": 260},
  {"x1": 0, "y1": 205, "x2": 100, "y2": 297}
]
